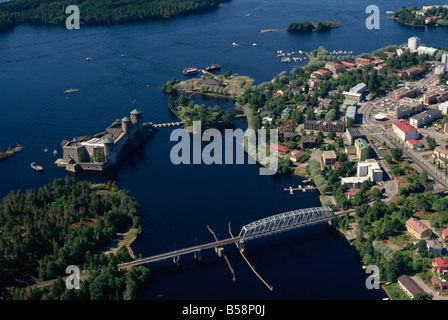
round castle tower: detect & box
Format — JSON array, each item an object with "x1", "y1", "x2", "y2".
[
  {"x1": 130, "y1": 108, "x2": 143, "y2": 131},
  {"x1": 103, "y1": 137, "x2": 114, "y2": 161},
  {"x1": 122, "y1": 116, "x2": 131, "y2": 133}
]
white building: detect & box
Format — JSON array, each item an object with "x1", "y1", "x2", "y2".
[
  {"x1": 442, "y1": 53, "x2": 448, "y2": 64},
  {"x1": 409, "y1": 109, "x2": 442, "y2": 128},
  {"x1": 392, "y1": 121, "x2": 419, "y2": 141},
  {"x1": 408, "y1": 37, "x2": 421, "y2": 52},
  {"x1": 439, "y1": 101, "x2": 448, "y2": 114},
  {"x1": 357, "y1": 159, "x2": 383, "y2": 182},
  {"x1": 417, "y1": 46, "x2": 438, "y2": 56}
]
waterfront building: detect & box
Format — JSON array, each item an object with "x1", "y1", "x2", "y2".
[
  {"x1": 409, "y1": 109, "x2": 442, "y2": 128},
  {"x1": 408, "y1": 36, "x2": 421, "y2": 52},
  {"x1": 340, "y1": 176, "x2": 369, "y2": 188},
  {"x1": 354, "y1": 138, "x2": 369, "y2": 161},
  {"x1": 397, "y1": 275, "x2": 425, "y2": 299},
  {"x1": 355, "y1": 57, "x2": 371, "y2": 66},
  {"x1": 356, "y1": 159, "x2": 383, "y2": 182},
  {"x1": 417, "y1": 46, "x2": 438, "y2": 56},
  {"x1": 405, "y1": 218, "x2": 431, "y2": 239},
  {"x1": 56, "y1": 109, "x2": 155, "y2": 172},
  {"x1": 392, "y1": 121, "x2": 418, "y2": 141}
]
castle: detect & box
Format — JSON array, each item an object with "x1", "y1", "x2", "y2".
[{"x1": 55, "y1": 109, "x2": 156, "y2": 172}]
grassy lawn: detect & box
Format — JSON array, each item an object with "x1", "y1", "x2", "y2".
[{"x1": 383, "y1": 283, "x2": 410, "y2": 300}]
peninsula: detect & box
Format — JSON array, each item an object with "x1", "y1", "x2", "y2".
[
  {"x1": 390, "y1": 5, "x2": 448, "y2": 27},
  {"x1": 55, "y1": 109, "x2": 156, "y2": 172}
]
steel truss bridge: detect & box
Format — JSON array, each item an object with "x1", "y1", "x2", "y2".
[{"x1": 118, "y1": 207, "x2": 340, "y2": 270}]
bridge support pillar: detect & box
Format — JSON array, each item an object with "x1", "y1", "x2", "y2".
[
  {"x1": 194, "y1": 250, "x2": 202, "y2": 262},
  {"x1": 239, "y1": 241, "x2": 245, "y2": 253},
  {"x1": 173, "y1": 255, "x2": 180, "y2": 267},
  {"x1": 215, "y1": 246, "x2": 224, "y2": 257}
]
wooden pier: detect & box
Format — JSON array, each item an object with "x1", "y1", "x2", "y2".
[{"x1": 284, "y1": 185, "x2": 317, "y2": 194}]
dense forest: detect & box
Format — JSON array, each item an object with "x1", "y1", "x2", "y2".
[
  {"x1": 0, "y1": 0, "x2": 229, "y2": 32},
  {"x1": 287, "y1": 20, "x2": 340, "y2": 33},
  {"x1": 0, "y1": 177, "x2": 145, "y2": 299}
]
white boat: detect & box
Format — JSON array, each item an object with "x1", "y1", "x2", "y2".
[
  {"x1": 30, "y1": 162, "x2": 43, "y2": 171},
  {"x1": 252, "y1": 43, "x2": 257, "y2": 46}
]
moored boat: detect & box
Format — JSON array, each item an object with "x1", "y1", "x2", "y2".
[
  {"x1": 30, "y1": 162, "x2": 43, "y2": 171},
  {"x1": 203, "y1": 64, "x2": 221, "y2": 72},
  {"x1": 183, "y1": 67, "x2": 199, "y2": 75}
]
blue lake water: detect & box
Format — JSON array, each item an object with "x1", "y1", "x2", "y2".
[{"x1": 1, "y1": 0, "x2": 446, "y2": 300}]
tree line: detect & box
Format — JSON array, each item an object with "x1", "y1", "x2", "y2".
[
  {"x1": 0, "y1": 0, "x2": 229, "y2": 32},
  {"x1": 0, "y1": 177, "x2": 144, "y2": 298}
]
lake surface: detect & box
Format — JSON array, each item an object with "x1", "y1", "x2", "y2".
[{"x1": 1, "y1": 0, "x2": 446, "y2": 300}]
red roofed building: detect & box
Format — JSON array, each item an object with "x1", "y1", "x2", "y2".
[
  {"x1": 340, "y1": 61, "x2": 357, "y2": 69},
  {"x1": 431, "y1": 276, "x2": 448, "y2": 290},
  {"x1": 406, "y1": 218, "x2": 431, "y2": 239},
  {"x1": 392, "y1": 121, "x2": 419, "y2": 141},
  {"x1": 442, "y1": 228, "x2": 448, "y2": 240},
  {"x1": 432, "y1": 257, "x2": 448, "y2": 275},
  {"x1": 268, "y1": 144, "x2": 290, "y2": 153},
  {"x1": 344, "y1": 188, "x2": 360, "y2": 200},
  {"x1": 355, "y1": 57, "x2": 371, "y2": 66},
  {"x1": 406, "y1": 139, "x2": 424, "y2": 150}
]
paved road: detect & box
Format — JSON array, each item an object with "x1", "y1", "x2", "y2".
[{"x1": 411, "y1": 275, "x2": 448, "y2": 300}]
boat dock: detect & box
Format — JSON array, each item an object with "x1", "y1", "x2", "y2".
[
  {"x1": 143, "y1": 121, "x2": 184, "y2": 128},
  {"x1": 284, "y1": 185, "x2": 317, "y2": 194}
]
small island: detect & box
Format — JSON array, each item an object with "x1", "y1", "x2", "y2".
[
  {"x1": 0, "y1": 144, "x2": 23, "y2": 162},
  {"x1": 286, "y1": 20, "x2": 341, "y2": 33}
]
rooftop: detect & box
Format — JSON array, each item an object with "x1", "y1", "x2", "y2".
[
  {"x1": 406, "y1": 217, "x2": 430, "y2": 235},
  {"x1": 393, "y1": 121, "x2": 417, "y2": 133},
  {"x1": 398, "y1": 275, "x2": 425, "y2": 296}
]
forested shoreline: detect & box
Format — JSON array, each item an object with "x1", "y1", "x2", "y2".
[
  {"x1": 0, "y1": 0, "x2": 229, "y2": 32},
  {"x1": 0, "y1": 177, "x2": 148, "y2": 300}
]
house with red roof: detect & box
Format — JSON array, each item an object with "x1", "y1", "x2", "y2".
[
  {"x1": 344, "y1": 188, "x2": 360, "y2": 200},
  {"x1": 268, "y1": 144, "x2": 290, "y2": 153},
  {"x1": 432, "y1": 257, "x2": 448, "y2": 275},
  {"x1": 431, "y1": 276, "x2": 448, "y2": 290},
  {"x1": 406, "y1": 218, "x2": 431, "y2": 239},
  {"x1": 442, "y1": 228, "x2": 448, "y2": 240}
]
